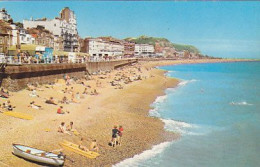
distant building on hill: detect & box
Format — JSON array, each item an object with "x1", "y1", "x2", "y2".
[
  {"x1": 23, "y1": 7, "x2": 78, "y2": 52},
  {"x1": 27, "y1": 26, "x2": 54, "y2": 48}
]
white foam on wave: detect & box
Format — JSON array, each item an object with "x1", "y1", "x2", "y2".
[
  {"x1": 161, "y1": 119, "x2": 204, "y2": 136},
  {"x1": 154, "y1": 95, "x2": 167, "y2": 104},
  {"x1": 113, "y1": 142, "x2": 171, "y2": 167},
  {"x1": 178, "y1": 79, "x2": 198, "y2": 86},
  {"x1": 149, "y1": 107, "x2": 161, "y2": 117},
  {"x1": 229, "y1": 101, "x2": 253, "y2": 106}
]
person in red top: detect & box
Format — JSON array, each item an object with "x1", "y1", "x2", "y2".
[
  {"x1": 117, "y1": 125, "x2": 123, "y2": 146},
  {"x1": 57, "y1": 106, "x2": 65, "y2": 114}
]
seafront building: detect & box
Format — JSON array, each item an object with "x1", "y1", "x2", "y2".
[
  {"x1": 23, "y1": 7, "x2": 79, "y2": 52},
  {"x1": 0, "y1": 8, "x2": 12, "y2": 22},
  {"x1": 124, "y1": 41, "x2": 135, "y2": 57},
  {"x1": 0, "y1": 20, "x2": 13, "y2": 55},
  {"x1": 134, "y1": 44, "x2": 155, "y2": 57},
  {"x1": 81, "y1": 37, "x2": 124, "y2": 61}
]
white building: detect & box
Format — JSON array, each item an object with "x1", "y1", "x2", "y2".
[
  {"x1": 23, "y1": 7, "x2": 78, "y2": 52},
  {"x1": 10, "y1": 25, "x2": 35, "y2": 45},
  {"x1": 85, "y1": 38, "x2": 124, "y2": 61},
  {"x1": 0, "y1": 8, "x2": 11, "y2": 21},
  {"x1": 134, "y1": 44, "x2": 155, "y2": 57}
]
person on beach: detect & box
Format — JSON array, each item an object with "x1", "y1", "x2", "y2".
[
  {"x1": 63, "y1": 88, "x2": 68, "y2": 93},
  {"x1": 60, "y1": 96, "x2": 69, "y2": 104},
  {"x1": 78, "y1": 138, "x2": 89, "y2": 151},
  {"x1": 82, "y1": 88, "x2": 88, "y2": 94},
  {"x1": 111, "y1": 125, "x2": 119, "y2": 147},
  {"x1": 0, "y1": 88, "x2": 9, "y2": 98},
  {"x1": 29, "y1": 89, "x2": 39, "y2": 97},
  {"x1": 1, "y1": 103, "x2": 7, "y2": 110},
  {"x1": 89, "y1": 139, "x2": 99, "y2": 152},
  {"x1": 58, "y1": 122, "x2": 71, "y2": 135},
  {"x1": 28, "y1": 101, "x2": 42, "y2": 110},
  {"x1": 117, "y1": 125, "x2": 123, "y2": 146},
  {"x1": 66, "y1": 121, "x2": 74, "y2": 131},
  {"x1": 57, "y1": 106, "x2": 65, "y2": 114},
  {"x1": 45, "y1": 97, "x2": 57, "y2": 105},
  {"x1": 76, "y1": 92, "x2": 80, "y2": 100}
]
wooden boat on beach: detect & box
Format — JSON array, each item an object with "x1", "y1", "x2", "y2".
[{"x1": 12, "y1": 144, "x2": 65, "y2": 166}]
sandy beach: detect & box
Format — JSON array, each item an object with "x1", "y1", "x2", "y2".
[{"x1": 0, "y1": 58, "x2": 252, "y2": 167}]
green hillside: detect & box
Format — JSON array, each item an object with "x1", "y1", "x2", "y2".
[{"x1": 125, "y1": 35, "x2": 200, "y2": 53}]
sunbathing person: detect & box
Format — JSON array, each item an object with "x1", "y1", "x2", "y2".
[
  {"x1": 82, "y1": 88, "x2": 88, "y2": 94},
  {"x1": 57, "y1": 106, "x2": 65, "y2": 114},
  {"x1": 69, "y1": 87, "x2": 74, "y2": 94},
  {"x1": 29, "y1": 89, "x2": 39, "y2": 97},
  {"x1": 76, "y1": 92, "x2": 80, "y2": 100},
  {"x1": 58, "y1": 122, "x2": 71, "y2": 135},
  {"x1": 78, "y1": 138, "x2": 89, "y2": 151},
  {"x1": 28, "y1": 101, "x2": 42, "y2": 110},
  {"x1": 66, "y1": 121, "x2": 74, "y2": 131},
  {"x1": 45, "y1": 97, "x2": 57, "y2": 105},
  {"x1": 89, "y1": 139, "x2": 99, "y2": 152},
  {"x1": 60, "y1": 96, "x2": 69, "y2": 104},
  {"x1": 62, "y1": 88, "x2": 68, "y2": 93},
  {"x1": 0, "y1": 88, "x2": 9, "y2": 98},
  {"x1": 7, "y1": 105, "x2": 14, "y2": 111},
  {"x1": 2, "y1": 103, "x2": 7, "y2": 110}
]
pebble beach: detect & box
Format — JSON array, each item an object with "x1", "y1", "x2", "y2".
[{"x1": 0, "y1": 58, "x2": 251, "y2": 167}]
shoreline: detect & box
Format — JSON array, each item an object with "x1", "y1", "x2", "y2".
[{"x1": 0, "y1": 59, "x2": 253, "y2": 166}]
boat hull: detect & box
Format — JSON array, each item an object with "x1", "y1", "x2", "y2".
[{"x1": 13, "y1": 144, "x2": 64, "y2": 166}]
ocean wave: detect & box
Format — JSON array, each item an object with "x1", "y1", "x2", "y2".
[
  {"x1": 113, "y1": 142, "x2": 171, "y2": 167},
  {"x1": 229, "y1": 101, "x2": 253, "y2": 106},
  {"x1": 178, "y1": 79, "x2": 198, "y2": 86},
  {"x1": 154, "y1": 95, "x2": 167, "y2": 104},
  {"x1": 161, "y1": 119, "x2": 203, "y2": 135},
  {"x1": 149, "y1": 108, "x2": 161, "y2": 117}
]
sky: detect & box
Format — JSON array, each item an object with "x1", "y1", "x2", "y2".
[{"x1": 1, "y1": 1, "x2": 260, "y2": 58}]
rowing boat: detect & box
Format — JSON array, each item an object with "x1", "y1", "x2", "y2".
[
  {"x1": 12, "y1": 144, "x2": 65, "y2": 166},
  {"x1": 60, "y1": 140, "x2": 100, "y2": 159}
]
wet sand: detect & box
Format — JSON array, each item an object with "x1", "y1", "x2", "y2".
[{"x1": 0, "y1": 59, "x2": 251, "y2": 166}]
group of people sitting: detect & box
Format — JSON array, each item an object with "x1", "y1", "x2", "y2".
[
  {"x1": 0, "y1": 100, "x2": 15, "y2": 112},
  {"x1": 58, "y1": 121, "x2": 74, "y2": 135},
  {"x1": 79, "y1": 138, "x2": 99, "y2": 152}
]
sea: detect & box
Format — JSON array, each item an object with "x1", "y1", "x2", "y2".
[{"x1": 114, "y1": 61, "x2": 260, "y2": 167}]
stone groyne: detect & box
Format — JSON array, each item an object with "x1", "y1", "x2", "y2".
[{"x1": 86, "y1": 59, "x2": 138, "y2": 74}]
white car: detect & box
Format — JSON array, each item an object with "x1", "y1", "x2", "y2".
[{"x1": 0, "y1": 53, "x2": 5, "y2": 63}]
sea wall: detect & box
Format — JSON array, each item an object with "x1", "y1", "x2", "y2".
[
  {"x1": 1, "y1": 64, "x2": 86, "y2": 91},
  {"x1": 86, "y1": 59, "x2": 138, "y2": 74}
]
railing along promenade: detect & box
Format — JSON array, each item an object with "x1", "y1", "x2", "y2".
[{"x1": 0, "y1": 56, "x2": 138, "y2": 65}]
